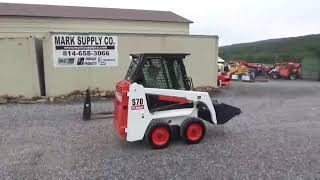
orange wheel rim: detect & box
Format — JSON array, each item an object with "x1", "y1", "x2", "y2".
[
  {"x1": 152, "y1": 127, "x2": 170, "y2": 145},
  {"x1": 187, "y1": 123, "x2": 203, "y2": 141}
]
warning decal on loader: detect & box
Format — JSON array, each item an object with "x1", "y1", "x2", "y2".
[
  {"x1": 131, "y1": 98, "x2": 144, "y2": 110},
  {"x1": 52, "y1": 33, "x2": 118, "y2": 67}
]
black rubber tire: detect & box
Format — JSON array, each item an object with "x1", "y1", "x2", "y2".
[
  {"x1": 272, "y1": 72, "x2": 279, "y2": 79},
  {"x1": 290, "y1": 74, "x2": 297, "y2": 80},
  {"x1": 145, "y1": 120, "x2": 171, "y2": 149},
  {"x1": 180, "y1": 117, "x2": 206, "y2": 144}
]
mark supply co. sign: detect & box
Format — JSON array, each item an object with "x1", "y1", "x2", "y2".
[{"x1": 52, "y1": 33, "x2": 118, "y2": 67}]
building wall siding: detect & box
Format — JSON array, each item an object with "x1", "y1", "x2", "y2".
[
  {"x1": 43, "y1": 33, "x2": 218, "y2": 96},
  {"x1": 0, "y1": 17, "x2": 189, "y2": 38},
  {"x1": 0, "y1": 37, "x2": 41, "y2": 97}
]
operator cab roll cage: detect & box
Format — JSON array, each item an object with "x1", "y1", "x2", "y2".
[
  {"x1": 125, "y1": 53, "x2": 195, "y2": 112},
  {"x1": 125, "y1": 53, "x2": 194, "y2": 91}
]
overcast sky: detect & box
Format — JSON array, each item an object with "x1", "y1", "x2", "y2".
[{"x1": 1, "y1": 0, "x2": 319, "y2": 46}]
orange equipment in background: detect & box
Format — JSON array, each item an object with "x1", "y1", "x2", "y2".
[{"x1": 269, "y1": 62, "x2": 301, "y2": 80}]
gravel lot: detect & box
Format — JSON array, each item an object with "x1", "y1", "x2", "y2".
[{"x1": 0, "y1": 80, "x2": 319, "y2": 179}]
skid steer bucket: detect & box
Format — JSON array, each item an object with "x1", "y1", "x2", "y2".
[{"x1": 213, "y1": 102, "x2": 241, "y2": 124}]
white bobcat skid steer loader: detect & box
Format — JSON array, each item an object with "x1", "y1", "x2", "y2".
[{"x1": 114, "y1": 53, "x2": 241, "y2": 149}]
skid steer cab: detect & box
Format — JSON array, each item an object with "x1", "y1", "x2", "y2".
[{"x1": 114, "y1": 53, "x2": 241, "y2": 149}]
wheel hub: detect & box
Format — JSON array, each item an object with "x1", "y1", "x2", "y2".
[
  {"x1": 152, "y1": 127, "x2": 169, "y2": 146},
  {"x1": 187, "y1": 123, "x2": 203, "y2": 141}
]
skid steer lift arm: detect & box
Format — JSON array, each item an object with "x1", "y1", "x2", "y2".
[{"x1": 144, "y1": 87, "x2": 217, "y2": 124}]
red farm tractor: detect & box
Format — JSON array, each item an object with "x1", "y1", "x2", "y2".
[
  {"x1": 269, "y1": 62, "x2": 301, "y2": 80},
  {"x1": 246, "y1": 63, "x2": 271, "y2": 76}
]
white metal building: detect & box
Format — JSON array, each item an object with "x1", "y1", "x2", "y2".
[
  {"x1": 0, "y1": 3, "x2": 218, "y2": 97},
  {"x1": 0, "y1": 3, "x2": 192, "y2": 38}
]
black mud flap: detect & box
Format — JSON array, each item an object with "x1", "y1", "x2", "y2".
[{"x1": 213, "y1": 102, "x2": 241, "y2": 125}]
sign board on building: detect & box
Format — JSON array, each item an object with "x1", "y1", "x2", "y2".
[{"x1": 52, "y1": 34, "x2": 118, "y2": 67}]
